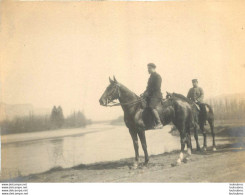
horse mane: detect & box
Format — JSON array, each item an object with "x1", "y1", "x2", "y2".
[
  {"x1": 118, "y1": 83, "x2": 139, "y2": 98},
  {"x1": 172, "y1": 92, "x2": 193, "y2": 104},
  {"x1": 118, "y1": 83, "x2": 145, "y2": 108}
]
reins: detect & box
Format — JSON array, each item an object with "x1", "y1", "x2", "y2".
[
  {"x1": 105, "y1": 84, "x2": 145, "y2": 107},
  {"x1": 106, "y1": 98, "x2": 144, "y2": 107},
  {"x1": 105, "y1": 83, "x2": 168, "y2": 107}
]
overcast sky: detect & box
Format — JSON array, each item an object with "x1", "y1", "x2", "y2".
[{"x1": 1, "y1": 1, "x2": 245, "y2": 120}]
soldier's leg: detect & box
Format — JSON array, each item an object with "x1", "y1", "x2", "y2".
[
  {"x1": 198, "y1": 103, "x2": 207, "y2": 120},
  {"x1": 198, "y1": 102, "x2": 207, "y2": 125},
  {"x1": 149, "y1": 98, "x2": 163, "y2": 129},
  {"x1": 152, "y1": 109, "x2": 162, "y2": 125}
]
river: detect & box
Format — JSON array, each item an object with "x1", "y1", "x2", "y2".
[{"x1": 0, "y1": 123, "x2": 229, "y2": 180}]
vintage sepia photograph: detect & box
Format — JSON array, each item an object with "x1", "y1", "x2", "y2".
[{"x1": 0, "y1": 0, "x2": 245, "y2": 185}]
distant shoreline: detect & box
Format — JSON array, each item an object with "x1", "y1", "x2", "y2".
[
  {"x1": 110, "y1": 121, "x2": 125, "y2": 126},
  {"x1": 1, "y1": 124, "x2": 115, "y2": 145}
]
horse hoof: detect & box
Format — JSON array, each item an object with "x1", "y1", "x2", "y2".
[
  {"x1": 196, "y1": 147, "x2": 201, "y2": 152},
  {"x1": 131, "y1": 165, "x2": 138, "y2": 170},
  {"x1": 144, "y1": 159, "x2": 149, "y2": 165},
  {"x1": 171, "y1": 161, "x2": 180, "y2": 167},
  {"x1": 143, "y1": 162, "x2": 149, "y2": 167},
  {"x1": 179, "y1": 152, "x2": 184, "y2": 160},
  {"x1": 213, "y1": 147, "x2": 217, "y2": 151},
  {"x1": 131, "y1": 162, "x2": 139, "y2": 169},
  {"x1": 171, "y1": 162, "x2": 177, "y2": 167},
  {"x1": 177, "y1": 158, "x2": 182, "y2": 165},
  {"x1": 141, "y1": 164, "x2": 149, "y2": 169},
  {"x1": 183, "y1": 158, "x2": 189, "y2": 163}
]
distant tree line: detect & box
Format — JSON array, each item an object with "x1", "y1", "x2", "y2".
[
  {"x1": 206, "y1": 98, "x2": 245, "y2": 121},
  {"x1": 108, "y1": 98, "x2": 245, "y2": 126},
  {"x1": 110, "y1": 116, "x2": 124, "y2": 125},
  {"x1": 0, "y1": 106, "x2": 90, "y2": 135}
]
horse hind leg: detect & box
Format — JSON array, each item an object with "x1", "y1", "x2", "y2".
[
  {"x1": 208, "y1": 118, "x2": 216, "y2": 151},
  {"x1": 186, "y1": 131, "x2": 192, "y2": 156},
  {"x1": 138, "y1": 130, "x2": 149, "y2": 166},
  {"x1": 177, "y1": 130, "x2": 186, "y2": 165},
  {"x1": 185, "y1": 122, "x2": 192, "y2": 155},
  {"x1": 182, "y1": 123, "x2": 192, "y2": 164},
  {"x1": 193, "y1": 123, "x2": 201, "y2": 151},
  {"x1": 200, "y1": 122, "x2": 207, "y2": 151}
]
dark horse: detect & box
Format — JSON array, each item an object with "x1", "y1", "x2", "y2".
[
  {"x1": 99, "y1": 77, "x2": 195, "y2": 166},
  {"x1": 166, "y1": 92, "x2": 216, "y2": 151}
]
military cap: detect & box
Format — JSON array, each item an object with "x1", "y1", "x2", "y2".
[
  {"x1": 192, "y1": 79, "x2": 198, "y2": 83},
  {"x1": 147, "y1": 63, "x2": 156, "y2": 68}
]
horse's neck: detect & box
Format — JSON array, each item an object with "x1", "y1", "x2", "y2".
[
  {"x1": 118, "y1": 85, "x2": 140, "y2": 114},
  {"x1": 172, "y1": 93, "x2": 193, "y2": 104},
  {"x1": 118, "y1": 85, "x2": 138, "y2": 103}
]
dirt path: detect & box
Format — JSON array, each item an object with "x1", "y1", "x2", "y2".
[{"x1": 9, "y1": 144, "x2": 245, "y2": 182}]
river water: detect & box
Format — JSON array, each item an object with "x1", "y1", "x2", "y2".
[{"x1": 0, "y1": 123, "x2": 229, "y2": 180}]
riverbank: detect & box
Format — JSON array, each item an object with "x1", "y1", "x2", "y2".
[{"x1": 6, "y1": 142, "x2": 245, "y2": 183}]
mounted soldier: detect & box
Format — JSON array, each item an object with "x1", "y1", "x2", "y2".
[
  {"x1": 187, "y1": 79, "x2": 207, "y2": 120},
  {"x1": 141, "y1": 63, "x2": 163, "y2": 129}
]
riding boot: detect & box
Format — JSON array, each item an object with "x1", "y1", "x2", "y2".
[
  {"x1": 200, "y1": 104, "x2": 207, "y2": 125},
  {"x1": 152, "y1": 109, "x2": 163, "y2": 129}
]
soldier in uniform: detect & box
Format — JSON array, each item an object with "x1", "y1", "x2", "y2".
[
  {"x1": 142, "y1": 63, "x2": 163, "y2": 129},
  {"x1": 187, "y1": 79, "x2": 207, "y2": 119}
]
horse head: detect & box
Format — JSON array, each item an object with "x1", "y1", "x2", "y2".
[{"x1": 99, "y1": 76, "x2": 120, "y2": 106}]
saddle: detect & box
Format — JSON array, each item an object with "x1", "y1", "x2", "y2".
[
  {"x1": 194, "y1": 103, "x2": 201, "y2": 111},
  {"x1": 193, "y1": 102, "x2": 209, "y2": 113},
  {"x1": 193, "y1": 103, "x2": 209, "y2": 124}
]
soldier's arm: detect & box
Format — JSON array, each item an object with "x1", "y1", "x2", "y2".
[
  {"x1": 156, "y1": 75, "x2": 162, "y2": 90},
  {"x1": 187, "y1": 89, "x2": 191, "y2": 99},
  {"x1": 197, "y1": 88, "x2": 204, "y2": 102},
  {"x1": 143, "y1": 80, "x2": 151, "y2": 97},
  {"x1": 143, "y1": 89, "x2": 149, "y2": 97},
  {"x1": 153, "y1": 74, "x2": 162, "y2": 91}
]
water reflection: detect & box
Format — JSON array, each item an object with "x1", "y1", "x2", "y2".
[
  {"x1": 49, "y1": 139, "x2": 64, "y2": 166},
  {"x1": 0, "y1": 123, "x2": 232, "y2": 180}
]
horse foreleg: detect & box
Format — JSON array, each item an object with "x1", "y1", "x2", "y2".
[
  {"x1": 177, "y1": 130, "x2": 186, "y2": 165},
  {"x1": 129, "y1": 129, "x2": 139, "y2": 168},
  {"x1": 138, "y1": 130, "x2": 149, "y2": 165},
  {"x1": 208, "y1": 119, "x2": 216, "y2": 151},
  {"x1": 186, "y1": 131, "x2": 192, "y2": 156}
]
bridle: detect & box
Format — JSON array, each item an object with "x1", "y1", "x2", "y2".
[{"x1": 105, "y1": 84, "x2": 144, "y2": 107}]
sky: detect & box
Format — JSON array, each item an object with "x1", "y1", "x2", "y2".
[{"x1": 0, "y1": 0, "x2": 245, "y2": 120}]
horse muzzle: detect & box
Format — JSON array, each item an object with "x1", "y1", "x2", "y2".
[{"x1": 99, "y1": 98, "x2": 107, "y2": 106}]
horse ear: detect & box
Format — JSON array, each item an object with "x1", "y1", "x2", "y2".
[
  {"x1": 113, "y1": 75, "x2": 118, "y2": 83},
  {"x1": 109, "y1": 77, "x2": 114, "y2": 84},
  {"x1": 166, "y1": 91, "x2": 169, "y2": 95}
]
